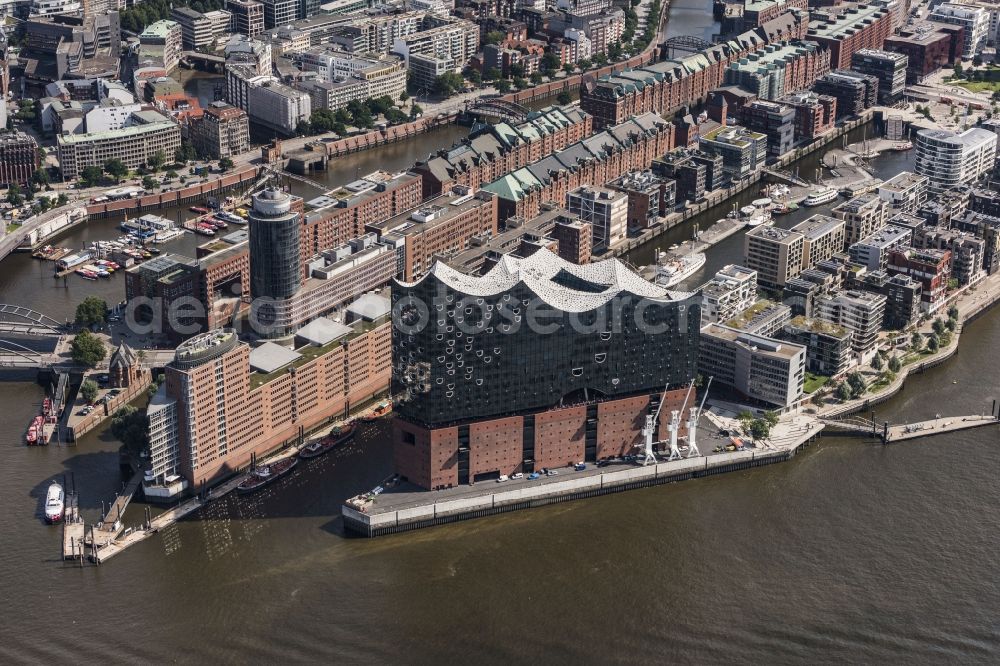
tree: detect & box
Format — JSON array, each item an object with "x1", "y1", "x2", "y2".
[
  {"x1": 70, "y1": 330, "x2": 106, "y2": 367},
  {"x1": 6, "y1": 183, "x2": 23, "y2": 206},
  {"x1": 80, "y1": 379, "x2": 99, "y2": 404},
  {"x1": 497, "y1": 79, "x2": 512, "y2": 94},
  {"x1": 954, "y1": 62, "x2": 964, "y2": 78},
  {"x1": 174, "y1": 142, "x2": 197, "y2": 163},
  {"x1": 219, "y1": 157, "x2": 234, "y2": 171},
  {"x1": 763, "y1": 411, "x2": 779, "y2": 428},
  {"x1": 147, "y1": 149, "x2": 166, "y2": 172},
  {"x1": 484, "y1": 67, "x2": 502, "y2": 81},
  {"x1": 434, "y1": 71, "x2": 465, "y2": 97},
  {"x1": 33, "y1": 168, "x2": 50, "y2": 187},
  {"x1": 945, "y1": 317, "x2": 957, "y2": 332},
  {"x1": 737, "y1": 409, "x2": 754, "y2": 435},
  {"x1": 530, "y1": 71, "x2": 543, "y2": 85},
  {"x1": 927, "y1": 334, "x2": 940, "y2": 352},
  {"x1": 578, "y1": 58, "x2": 591, "y2": 71},
  {"x1": 409, "y1": 104, "x2": 423, "y2": 120},
  {"x1": 104, "y1": 158, "x2": 128, "y2": 183},
  {"x1": 142, "y1": 175, "x2": 158, "y2": 191},
  {"x1": 947, "y1": 304, "x2": 959, "y2": 320},
  {"x1": 593, "y1": 53, "x2": 608, "y2": 67},
  {"x1": 871, "y1": 353, "x2": 884, "y2": 371},
  {"x1": 513, "y1": 77, "x2": 528, "y2": 89},
  {"x1": 557, "y1": 91, "x2": 572, "y2": 105},
  {"x1": 484, "y1": 30, "x2": 505, "y2": 45},
  {"x1": 110, "y1": 405, "x2": 150, "y2": 456},
  {"x1": 80, "y1": 165, "x2": 104, "y2": 188},
  {"x1": 932, "y1": 317, "x2": 946, "y2": 335},
  {"x1": 75, "y1": 296, "x2": 108, "y2": 327},
  {"x1": 888, "y1": 355, "x2": 902, "y2": 373},
  {"x1": 541, "y1": 52, "x2": 561, "y2": 73},
  {"x1": 467, "y1": 69, "x2": 481, "y2": 86},
  {"x1": 847, "y1": 371, "x2": 867, "y2": 398},
  {"x1": 563, "y1": 62, "x2": 575, "y2": 75},
  {"x1": 749, "y1": 418, "x2": 771, "y2": 442},
  {"x1": 836, "y1": 382, "x2": 852, "y2": 402},
  {"x1": 56, "y1": 193, "x2": 68, "y2": 206},
  {"x1": 910, "y1": 331, "x2": 923, "y2": 351},
  {"x1": 399, "y1": 90, "x2": 410, "y2": 101}
]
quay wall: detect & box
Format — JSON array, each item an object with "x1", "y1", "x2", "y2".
[
  {"x1": 85, "y1": 167, "x2": 260, "y2": 219},
  {"x1": 343, "y1": 441, "x2": 820, "y2": 537}
]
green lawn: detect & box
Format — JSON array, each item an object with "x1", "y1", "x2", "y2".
[
  {"x1": 953, "y1": 80, "x2": 1000, "y2": 93},
  {"x1": 803, "y1": 373, "x2": 829, "y2": 394}
]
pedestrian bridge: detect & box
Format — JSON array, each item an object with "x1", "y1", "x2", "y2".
[
  {"x1": 0, "y1": 305, "x2": 66, "y2": 335},
  {"x1": 465, "y1": 98, "x2": 530, "y2": 123}
]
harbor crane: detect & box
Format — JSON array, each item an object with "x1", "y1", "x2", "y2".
[
  {"x1": 640, "y1": 384, "x2": 671, "y2": 466},
  {"x1": 685, "y1": 376, "x2": 713, "y2": 459},
  {"x1": 666, "y1": 381, "x2": 696, "y2": 462}
]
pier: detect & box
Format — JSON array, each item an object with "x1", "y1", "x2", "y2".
[
  {"x1": 819, "y1": 412, "x2": 999, "y2": 443},
  {"x1": 61, "y1": 491, "x2": 85, "y2": 562},
  {"x1": 90, "y1": 469, "x2": 144, "y2": 545}
]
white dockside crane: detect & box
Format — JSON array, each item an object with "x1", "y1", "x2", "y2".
[
  {"x1": 640, "y1": 385, "x2": 670, "y2": 466},
  {"x1": 685, "y1": 376, "x2": 713, "y2": 458},
  {"x1": 666, "y1": 382, "x2": 695, "y2": 462}
]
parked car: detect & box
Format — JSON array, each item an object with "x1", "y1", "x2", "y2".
[
  {"x1": 497, "y1": 474, "x2": 509, "y2": 483},
  {"x1": 545, "y1": 469, "x2": 558, "y2": 476},
  {"x1": 510, "y1": 472, "x2": 524, "y2": 480},
  {"x1": 527, "y1": 472, "x2": 541, "y2": 480},
  {"x1": 574, "y1": 463, "x2": 587, "y2": 471}
]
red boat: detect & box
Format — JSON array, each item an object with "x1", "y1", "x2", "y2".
[
  {"x1": 361, "y1": 401, "x2": 392, "y2": 423},
  {"x1": 189, "y1": 206, "x2": 210, "y2": 214},
  {"x1": 299, "y1": 423, "x2": 355, "y2": 460},
  {"x1": 25, "y1": 415, "x2": 44, "y2": 445},
  {"x1": 237, "y1": 457, "x2": 299, "y2": 494}
]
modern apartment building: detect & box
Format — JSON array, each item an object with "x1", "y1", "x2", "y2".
[
  {"x1": 887, "y1": 247, "x2": 952, "y2": 312},
  {"x1": 776, "y1": 91, "x2": 837, "y2": 140},
  {"x1": 261, "y1": 0, "x2": 298, "y2": 29},
  {"x1": 848, "y1": 224, "x2": 913, "y2": 271},
  {"x1": 294, "y1": 52, "x2": 406, "y2": 111},
  {"x1": 700, "y1": 264, "x2": 759, "y2": 326},
  {"x1": 391, "y1": 16, "x2": 478, "y2": 90},
  {"x1": 610, "y1": 170, "x2": 677, "y2": 230},
  {"x1": 856, "y1": 269, "x2": 922, "y2": 330},
  {"x1": 914, "y1": 127, "x2": 997, "y2": 192},
  {"x1": 812, "y1": 70, "x2": 879, "y2": 117},
  {"x1": 56, "y1": 109, "x2": 181, "y2": 179},
  {"x1": 850, "y1": 48, "x2": 907, "y2": 104},
  {"x1": 698, "y1": 125, "x2": 768, "y2": 180},
  {"x1": 699, "y1": 324, "x2": 806, "y2": 408},
  {"x1": 566, "y1": 185, "x2": 628, "y2": 250},
  {"x1": 392, "y1": 249, "x2": 701, "y2": 489},
  {"x1": 832, "y1": 192, "x2": 888, "y2": 247},
  {"x1": 744, "y1": 225, "x2": 805, "y2": 288},
  {"x1": 915, "y1": 226, "x2": 987, "y2": 286},
  {"x1": 792, "y1": 214, "x2": 847, "y2": 269},
  {"x1": 741, "y1": 100, "x2": 796, "y2": 160},
  {"x1": 929, "y1": 3, "x2": 988, "y2": 58},
  {"x1": 814, "y1": 289, "x2": 886, "y2": 360},
  {"x1": 189, "y1": 101, "x2": 249, "y2": 159},
  {"x1": 878, "y1": 171, "x2": 929, "y2": 213},
  {"x1": 723, "y1": 40, "x2": 831, "y2": 101},
  {"x1": 883, "y1": 22, "x2": 965, "y2": 83},
  {"x1": 781, "y1": 316, "x2": 853, "y2": 377}
]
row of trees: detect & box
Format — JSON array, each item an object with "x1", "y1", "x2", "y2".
[
  {"x1": 736, "y1": 409, "x2": 779, "y2": 442},
  {"x1": 296, "y1": 97, "x2": 421, "y2": 137}
]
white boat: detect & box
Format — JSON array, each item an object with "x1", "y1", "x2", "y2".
[
  {"x1": 743, "y1": 198, "x2": 772, "y2": 228},
  {"x1": 44, "y1": 482, "x2": 64, "y2": 523},
  {"x1": 803, "y1": 186, "x2": 839, "y2": 207},
  {"x1": 654, "y1": 252, "x2": 707, "y2": 288}
]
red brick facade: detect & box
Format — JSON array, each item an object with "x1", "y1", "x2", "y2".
[{"x1": 394, "y1": 388, "x2": 693, "y2": 490}]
